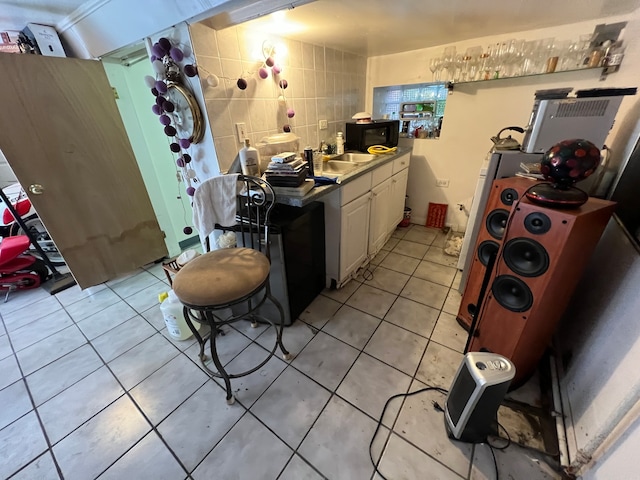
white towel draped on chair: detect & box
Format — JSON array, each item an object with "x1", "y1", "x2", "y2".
[{"x1": 191, "y1": 174, "x2": 239, "y2": 245}]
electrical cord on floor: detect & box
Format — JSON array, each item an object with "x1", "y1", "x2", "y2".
[
  {"x1": 369, "y1": 386, "x2": 447, "y2": 480},
  {"x1": 488, "y1": 422, "x2": 511, "y2": 450},
  {"x1": 370, "y1": 388, "x2": 512, "y2": 480}
]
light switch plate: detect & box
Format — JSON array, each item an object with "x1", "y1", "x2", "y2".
[{"x1": 235, "y1": 122, "x2": 247, "y2": 143}]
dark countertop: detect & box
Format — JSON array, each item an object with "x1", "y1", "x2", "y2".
[{"x1": 275, "y1": 147, "x2": 411, "y2": 207}]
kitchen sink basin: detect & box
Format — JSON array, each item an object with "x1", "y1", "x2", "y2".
[
  {"x1": 333, "y1": 153, "x2": 377, "y2": 163},
  {"x1": 322, "y1": 160, "x2": 358, "y2": 176}
]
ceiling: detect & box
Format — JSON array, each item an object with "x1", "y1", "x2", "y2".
[{"x1": 1, "y1": 0, "x2": 640, "y2": 57}]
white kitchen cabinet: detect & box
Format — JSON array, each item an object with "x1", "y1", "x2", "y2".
[
  {"x1": 389, "y1": 167, "x2": 409, "y2": 232},
  {"x1": 340, "y1": 192, "x2": 371, "y2": 280},
  {"x1": 321, "y1": 151, "x2": 411, "y2": 288},
  {"x1": 368, "y1": 177, "x2": 392, "y2": 255}
]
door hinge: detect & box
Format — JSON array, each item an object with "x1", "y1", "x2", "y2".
[{"x1": 112, "y1": 87, "x2": 119, "y2": 99}]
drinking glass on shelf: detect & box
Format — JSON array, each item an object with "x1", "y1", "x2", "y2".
[
  {"x1": 429, "y1": 57, "x2": 441, "y2": 81},
  {"x1": 465, "y1": 46, "x2": 483, "y2": 81}
]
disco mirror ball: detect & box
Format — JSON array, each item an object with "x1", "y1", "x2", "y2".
[
  {"x1": 540, "y1": 139, "x2": 601, "y2": 188},
  {"x1": 526, "y1": 139, "x2": 601, "y2": 208}
]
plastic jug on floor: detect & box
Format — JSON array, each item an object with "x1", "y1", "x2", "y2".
[{"x1": 159, "y1": 290, "x2": 199, "y2": 340}]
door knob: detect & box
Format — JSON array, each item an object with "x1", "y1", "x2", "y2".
[{"x1": 29, "y1": 184, "x2": 45, "y2": 195}]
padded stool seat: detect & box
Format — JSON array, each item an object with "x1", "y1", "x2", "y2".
[
  {"x1": 173, "y1": 248, "x2": 270, "y2": 306},
  {"x1": 173, "y1": 174, "x2": 291, "y2": 405}
]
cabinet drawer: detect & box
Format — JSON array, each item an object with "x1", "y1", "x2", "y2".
[
  {"x1": 372, "y1": 161, "x2": 393, "y2": 187},
  {"x1": 341, "y1": 172, "x2": 372, "y2": 206},
  {"x1": 392, "y1": 153, "x2": 411, "y2": 174}
]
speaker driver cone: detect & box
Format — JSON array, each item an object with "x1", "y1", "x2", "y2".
[
  {"x1": 486, "y1": 209, "x2": 509, "y2": 240},
  {"x1": 477, "y1": 240, "x2": 499, "y2": 266},
  {"x1": 500, "y1": 188, "x2": 519, "y2": 206},
  {"x1": 492, "y1": 275, "x2": 533, "y2": 312},
  {"x1": 524, "y1": 212, "x2": 552, "y2": 235},
  {"x1": 503, "y1": 238, "x2": 549, "y2": 277}
]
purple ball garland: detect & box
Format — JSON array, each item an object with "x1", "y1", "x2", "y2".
[
  {"x1": 162, "y1": 100, "x2": 175, "y2": 112},
  {"x1": 182, "y1": 154, "x2": 192, "y2": 163},
  {"x1": 186, "y1": 186, "x2": 196, "y2": 196},
  {"x1": 159, "y1": 114, "x2": 171, "y2": 126},
  {"x1": 152, "y1": 104, "x2": 162, "y2": 115},
  {"x1": 164, "y1": 125, "x2": 177, "y2": 136},
  {"x1": 183, "y1": 226, "x2": 193, "y2": 235}
]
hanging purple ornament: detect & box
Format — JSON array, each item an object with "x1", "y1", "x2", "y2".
[
  {"x1": 279, "y1": 79, "x2": 288, "y2": 89},
  {"x1": 150, "y1": 87, "x2": 159, "y2": 97},
  {"x1": 152, "y1": 104, "x2": 162, "y2": 115},
  {"x1": 183, "y1": 153, "x2": 192, "y2": 163},
  {"x1": 151, "y1": 42, "x2": 166, "y2": 59},
  {"x1": 258, "y1": 67, "x2": 269, "y2": 79},
  {"x1": 237, "y1": 78, "x2": 248, "y2": 90},
  {"x1": 169, "y1": 46, "x2": 184, "y2": 62},
  {"x1": 272, "y1": 64, "x2": 282, "y2": 75},
  {"x1": 170, "y1": 142, "x2": 181, "y2": 153},
  {"x1": 158, "y1": 37, "x2": 172, "y2": 52},
  {"x1": 283, "y1": 124, "x2": 291, "y2": 132},
  {"x1": 183, "y1": 64, "x2": 198, "y2": 77},
  {"x1": 163, "y1": 100, "x2": 175, "y2": 112},
  {"x1": 183, "y1": 226, "x2": 193, "y2": 235},
  {"x1": 144, "y1": 75, "x2": 156, "y2": 88},
  {"x1": 155, "y1": 80, "x2": 167, "y2": 94},
  {"x1": 155, "y1": 95, "x2": 166, "y2": 106},
  {"x1": 159, "y1": 114, "x2": 171, "y2": 125},
  {"x1": 186, "y1": 186, "x2": 196, "y2": 196},
  {"x1": 164, "y1": 125, "x2": 177, "y2": 136},
  {"x1": 179, "y1": 138, "x2": 191, "y2": 149},
  {"x1": 176, "y1": 157, "x2": 185, "y2": 168},
  {"x1": 150, "y1": 55, "x2": 157, "y2": 63},
  {"x1": 266, "y1": 56, "x2": 275, "y2": 67},
  {"x1": 287, "y1": 108, "x2": 295, "y2": 118}
]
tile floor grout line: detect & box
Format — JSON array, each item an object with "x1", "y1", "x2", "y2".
[
  {"x1": 49, "y1": 314, "x2": 196, "y2": 479},
  {"x1": 0, "y1": 316, "x2": 65, "y2": 480}
]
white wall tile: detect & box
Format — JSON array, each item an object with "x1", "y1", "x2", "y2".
[{"x1": 215, "y1": 27, "x2": 240, "y2": 60}]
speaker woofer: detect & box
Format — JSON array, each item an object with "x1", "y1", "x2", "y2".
[
  {"x1": 492, "y1": 275, "x2": 533, "y2": 312},
  {"x1": 503, "y1": 238, "x2": 549, "y2": 277},
  {"x1": 477, "y1": 240, "x2": 499, "y2": 266},
  {"x1": 524, "y1": 212, "x2": 552, "y2": 235},
  {"x1": 486, "y1": 209, "x2": 509, "y2": 240},
  {"x1": 500, "y1": 188, "x2": 519, "y2": 206}
]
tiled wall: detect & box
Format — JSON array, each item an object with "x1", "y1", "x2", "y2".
[{"x1": 189, "y1": 21, "x2": 367, "y2": 172}]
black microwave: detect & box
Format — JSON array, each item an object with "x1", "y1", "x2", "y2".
[{"x1": 345, "y1": 120, "x2": 399, "y2": 152}]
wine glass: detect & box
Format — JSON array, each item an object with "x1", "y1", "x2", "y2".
[{"x1": 429, "y1": 58, "x2": 440, "y2": 81}]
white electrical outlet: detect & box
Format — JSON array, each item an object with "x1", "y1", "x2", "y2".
[
  {"x1": 436, "y1": 179, "x2": 450, "y2": 187},
  {"x1": 235, "y1": 122, "x2": 247, "y2": 143},
  {"x1": 319, "y1": 119, "x2": 328, "y2": 130}
]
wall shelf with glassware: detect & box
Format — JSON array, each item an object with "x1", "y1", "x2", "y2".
[
  {"x1": 431, "y1": 24, "x2": 626, "y2": 90},
  {"x1": 447, "y1": 64, "x2": 621, "y2": 89}
]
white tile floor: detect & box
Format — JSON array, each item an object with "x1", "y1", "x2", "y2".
[{"x1": 0, "y1": 225, "x2": 562, "y2": 480}]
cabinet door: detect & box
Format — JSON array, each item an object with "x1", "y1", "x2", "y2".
[
  {"x1": 389, "y1": 168, "x2": 409, "y2": 233},
  {"x1": 340, "y1": 193, "x2": 371, "y2": 281},
  {"x1": 368, "y1": 178, "x2": 392, "y2": 256}
]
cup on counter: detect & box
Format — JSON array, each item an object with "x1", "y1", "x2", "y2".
[{"x1": 313, "y1": 151, "x2": 323, "y2": 176}]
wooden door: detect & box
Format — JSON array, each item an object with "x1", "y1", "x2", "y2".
[{"x1": 0, "y1": 53, "x2": 168, "y2": 288}]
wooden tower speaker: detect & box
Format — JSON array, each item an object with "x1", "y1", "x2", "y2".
[
  {"x1": 457, "y1": 177, "x2": 536, "y2": 331},
  {"x1": 468, "y1": 196, "x2": 615, "y2": 385}
]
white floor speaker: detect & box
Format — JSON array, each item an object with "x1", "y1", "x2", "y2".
[{"x1": 444, "y1": 352, "x2": 515, "y2": 443}]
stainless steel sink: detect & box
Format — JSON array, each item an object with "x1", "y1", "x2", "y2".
[
  {"x1": 322, "y1": 160, "x2": 358, "y2": 176},
  {"x1": 333, "y1": 153, "x2": 377, "y2": 163}
]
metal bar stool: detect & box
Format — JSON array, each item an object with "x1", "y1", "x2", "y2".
[{"x1": 172, "y1": 175, "x2": 291, "y2": 404}]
